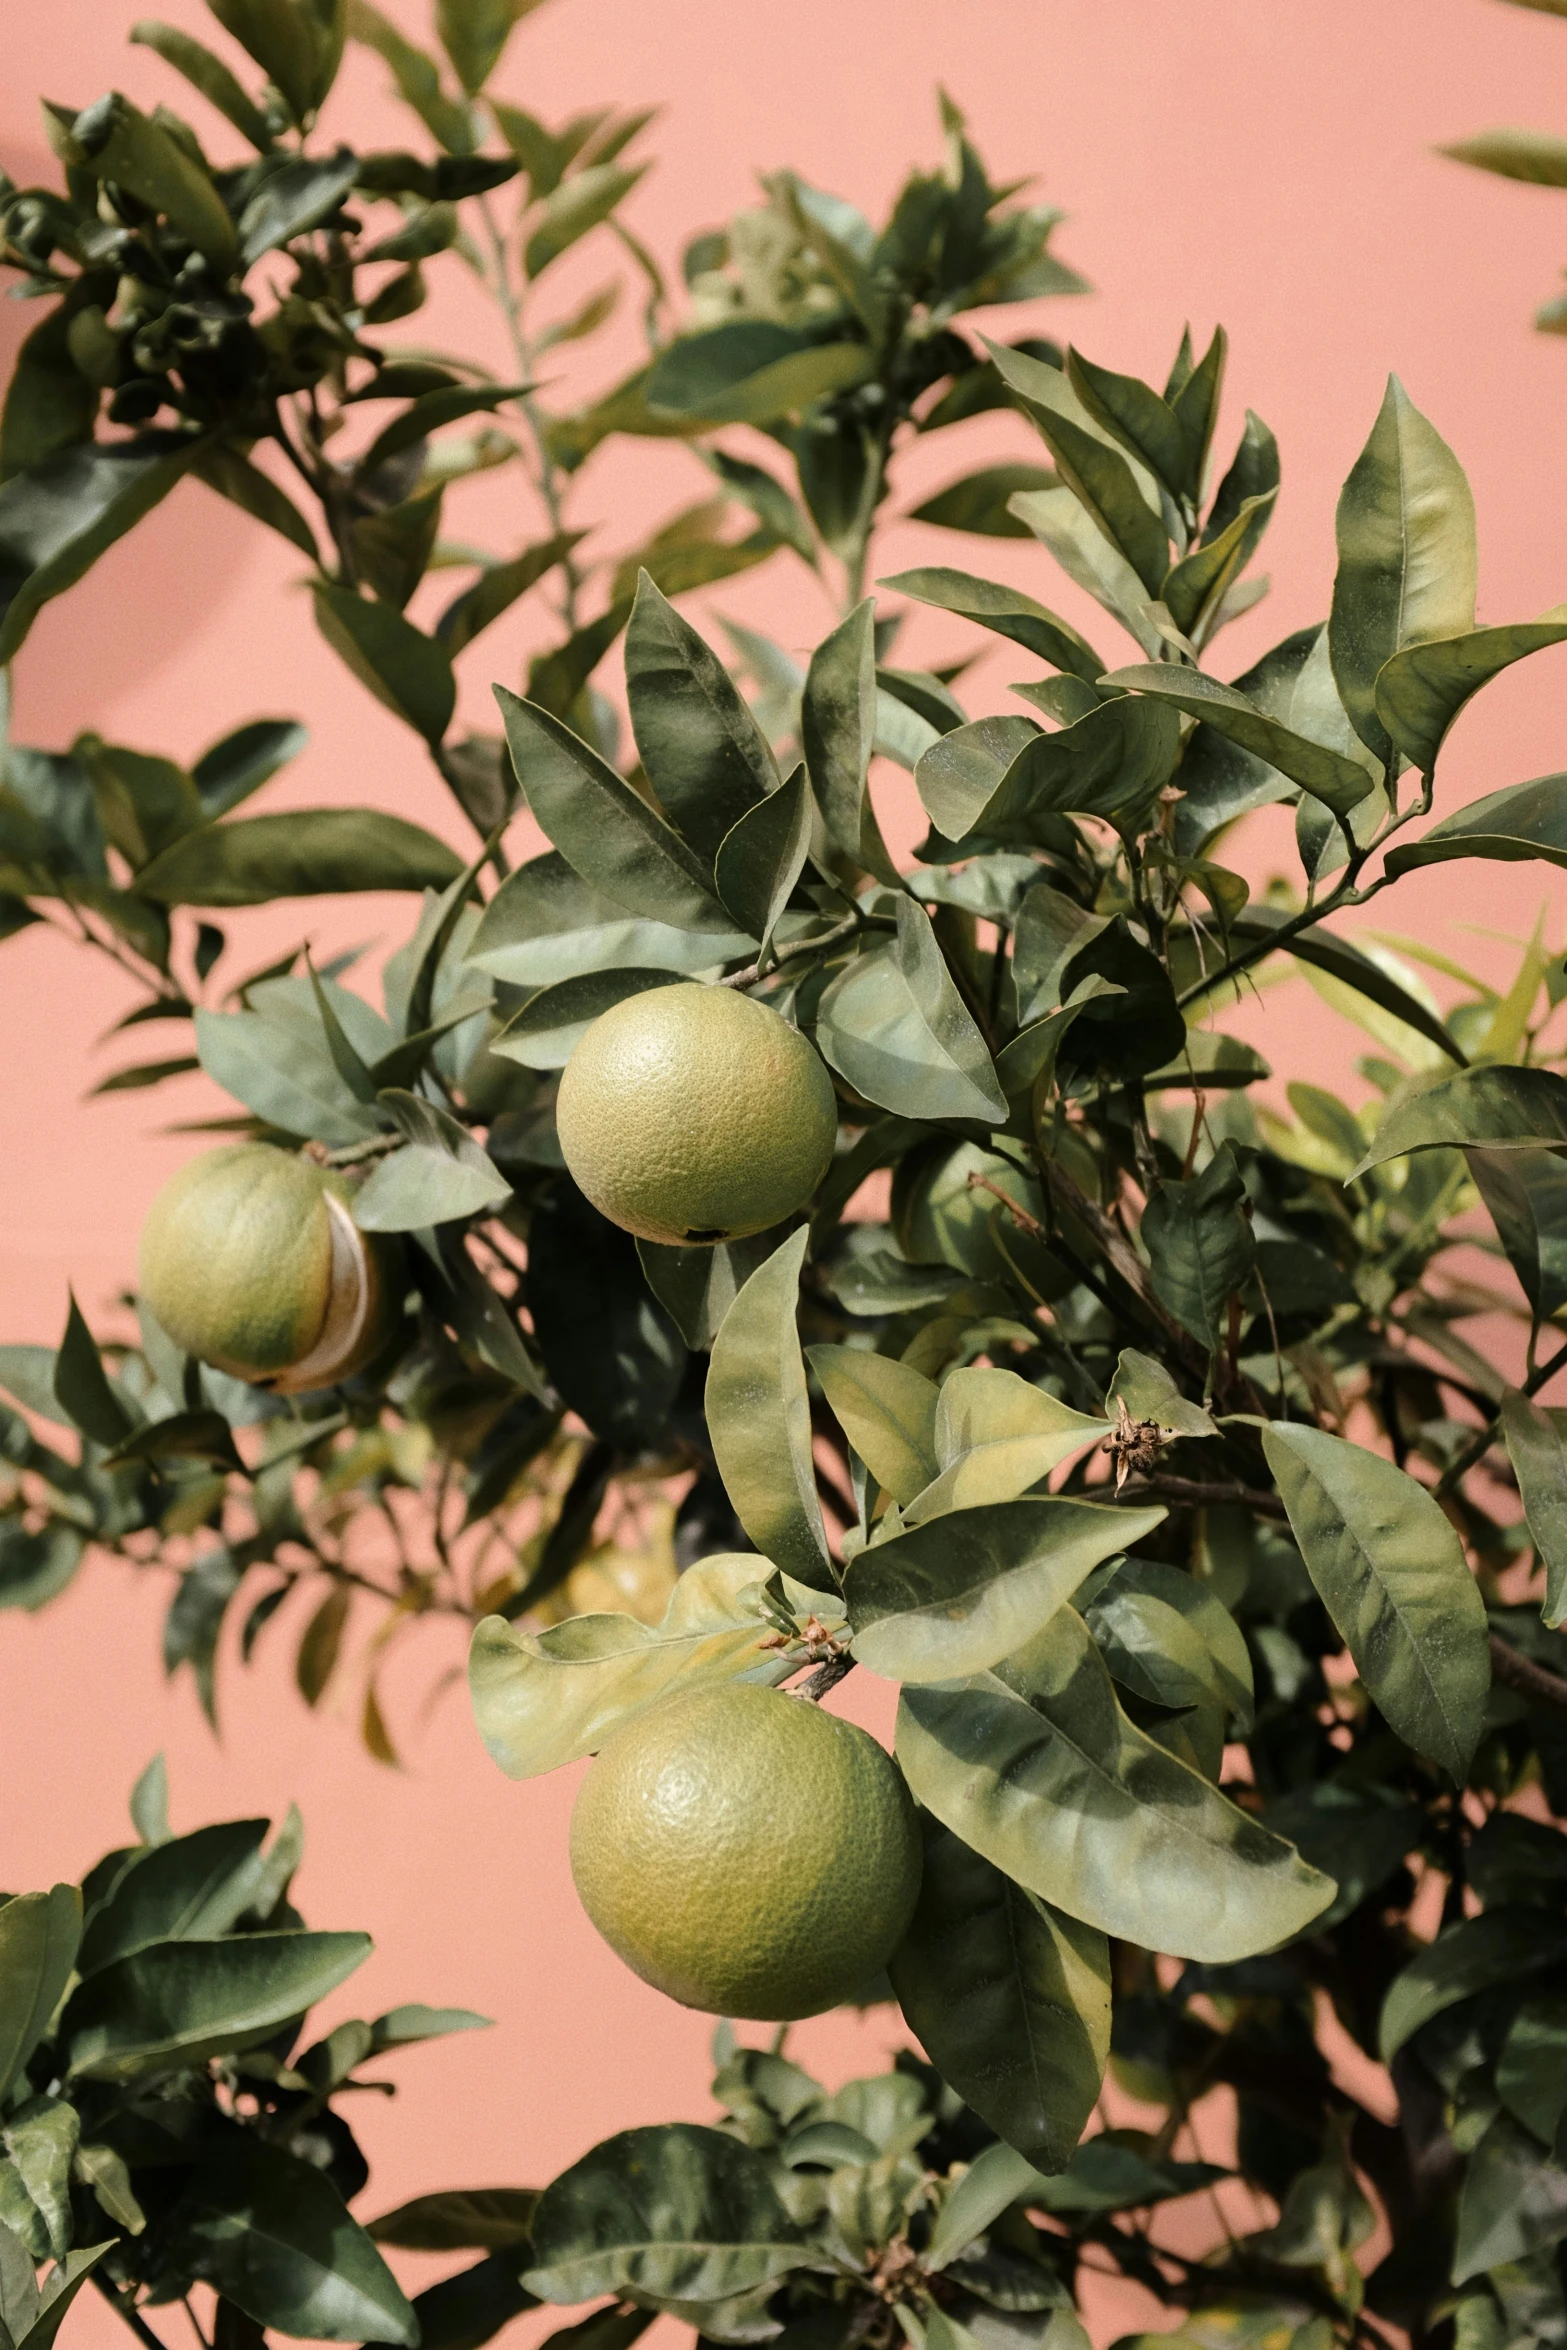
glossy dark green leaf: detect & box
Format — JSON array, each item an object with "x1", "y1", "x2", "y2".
[
  {"x1": 192, "y1": 443, "x2": 320, "y2": 561},
  {"x1": 1496, "y1": 1997, "x2": 1567, "y2": 2142},
  {"x1": 802, "y1": 600, "x2": 900, "y2": 885},
  {"x1": 909, "y1": 466, "x2": 1058, "y2": 538},
  {"x1": 625, "y1": 573, "x2": 778, "y2": 860},
  {"x1": 1454, "y1": 2115, "x2": 1567, "y2": 2284},
  {"x1": 988, "y1": 344, "x2": 1166, "y2": 595},
  {"x1": 0, "y1": 280, "x2": 108, "y2": 485},
  {"x1": 53, "y1": 1291, "x2": 134, "y2": 1449},
  {"x1": 76, "y1": 1821, "x2": 269, "y2": 1975},
  {"x1": 816, "y1": 897, "x2": 1006, "y2": 1125},
  {"x1": 238, "y1": 150, "x2": 359, "y2": 264},
  {"x1": 1142, "y1": 1141, "x2": 1256, "y2": 1351},
  {"x1": 0, "y1": 1888, "x2": 81, "y2": 2104},
  {"x1": 69, "y1": 93, "x2": 236, "y2": 268},
  {"x1": 1469, "y1": 1147, "x2": 1567, "y2": 1325},
  {"x1": 1374, "y1": 617, "x2": 1567, "y2": 776},
  {"x1": 0, "y1": 439, "x2": 197, "y2": 665},
  {"x1": 128, "y1": 22, "x2": 277, "y2": 151},
  {"x1": 645, "y1": 322, "x2": 871, "y2": 426},
  {"x1": 1350, "y1": 1064, "x2": 1567, "y2": 1175},
  {"x1": 1262, "y1": 1423, "x2": 1489, "y2": 1779},
  {"x1": 193, "y1": 719, "x2": 309, "y2": 818},
  {"x1": 523, "y1": 2124, "x2": 808, "y2": 2303},
  {"x1": 1329, "y1": 377, "x2": 1477, "y2": 769},
  {"x1": 528, "y1": 1180, "x2": 684, "y2": 1446},
  {"x1": 1262, "y1": 1784, "x2": 1417, "y2": 1930},
  {"x1": 168, "y1": 2138, "x2": 417, "y2": 2344},
  {"x1": 492, "y1": 967, "x2": 684, "y2": 1071},
  {"x1": 1501, "y1": 1390, "x2": 1567, "y2": 1628},
  {"x1": 845, "y1": 1496, "x2": 1160, "y2": 1682},
  {"x1": 349, "y1": 485, "x2": 443, "y2": 610},
  {"x1": 705, "y1": 1227, "x2": 830, "y2": 1584},
  {"x1": 209, "y1": 0, "x2": 347, "y2": 128},
  {"x1": 896, "y1": 1607, "x2": 1333, "y2": 1961},
  {"x1": 369, "y1": 2188, "x2": 538, "y2": 2251},
  {"x1": 881, "y1": 567, "x2": 1103, "y2": 681},
  {"x1": 1053, "y1": 920, "x2": 1185, "y2": 1089},
  {"x1": 137, "y1": 808, "x2": 461, "y2": 905},
  {"x1": 353, "y1": 1090, "x2": 511, "y2": 1230},
  {"x1": 436, "y1": 532, "x2": 585, "y2": 654},
  {"x1": 713, "y1": 769, "x2": 812, "y2": 955},
  {"x1": 635, "y1": 1230, "x2": 784, "y2": 1352},
  {"x1": 4, "y1": 2240, "x2": 114, "y2": 2350},
  {"x1": 408, "y1": 2254, "x2": 536, "y2": 2350},
  {"x1": 1386, "y1": 770, "x2": 1567, "y2": 880},
  {"x1": 890, "y1": 1816, "x2": 1109, "y2": 2172},
  {"x1": 961, "y1": 694, "x2": 1181, "y2": 843},
  {"x1": 1065, "y1": 348, "x2": 1188, "y2": 501},
  {"x1": 494, "y1": 688, "x2": 735, "y2": 934},
  {"x1": 312, "y1": 586, "x2": 455, "y2": 745},
  {"x1": 1379, "y1": 1907, "x2": 1567, "y2": 2063},
  {"x1": 62, "y1": 1929, "x2": 370, "y2": 2080},
  {"x1": 1108, "y1": 664, "x2": 1374, "y2": 820}
]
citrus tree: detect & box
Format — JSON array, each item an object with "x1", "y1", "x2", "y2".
[{"x1": 9, "y1": 6, "x2": 1567, "y2": 2349}]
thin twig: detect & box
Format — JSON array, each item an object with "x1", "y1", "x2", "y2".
[
  {"x1": 1118, "y1": 1474, "x2": 1287, "y2": 1519},
  {"x1": 1488, "y1": 1632, "x2": 1567, "y2": 1713},
  {"x1": 716, "y1": 911, "x2": 878, "y2": 993},
  {"x1": 93, "y1": 2275, "x2": 169, "y2": 2350}
]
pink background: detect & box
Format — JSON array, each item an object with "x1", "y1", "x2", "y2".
[{"x1": 5, "y1": 0, "x2": 1567, "y2": 2338}]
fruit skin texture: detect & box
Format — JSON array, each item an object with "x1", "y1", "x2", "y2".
[
  {"x1": 569, "y1": 1683, "x2": 922, "y2": 2020},
  {"x1": 555, "y1": 984, "x2": 838, "y2": 1247},
  {"x1": 138, "y1": 1143, "x2": 392, "y2": 1391}
]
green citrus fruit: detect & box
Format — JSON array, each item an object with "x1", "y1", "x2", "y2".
[
  {"x1": 555, "y1": 985, "x2": 838, "y2": 1246},
  {"x1": 569, "y1": 1683, "x2": 922, "y2": 2019},
  {"x1": 138, "y1": 1143, "x2": 393, "y2": 1392}
]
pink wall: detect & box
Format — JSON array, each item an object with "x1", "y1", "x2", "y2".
[{"x1": 6, "y1": 0, "x2": 1567, "y2": 2339}]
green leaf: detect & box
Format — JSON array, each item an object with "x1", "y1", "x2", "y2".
[
  {"x1": 890, "y1": 1818, "x2": 1109, "y2": 2172},
  {"x1": 61, "y1": 1929, "x2": 370, "y2": 2080},
  {"x1": 350, "y1": 484, "x2": 444, "y2": 610},
  {"x1": 1217, "y1": 906, "x2": 1465, "y2": 1065},
  {"x1": 645, "y1": 323, "x2": 872, "y2": 426},
  {"x1": 312, "y1": 585, "x2": 456, "y2": 745},
  {"x1": 52, "y1": 1290, "x2": 134, "y2": 1449},
  {"x1": 8, "y1": 2241, "x2": 115, "y2": 2350},
  {"x1": 1440, "y1": 126, "x2": 1567, "y2": 184},
  {"x1": 167, "y1": 2137, "x2": 418, "y2": 2344},
  {"x1": 1162, "y1": 490, "x2": 1276, "y2": 642},
  {"x1": 359, "y1": 385, "x2": 525, "y2": 474},
  {"x1": 526, "y1": 164, "x2": 646, "y2": 278},
  {"x1": 1386, "y1": 769, "x2": 1567, "y2": 880},
  {"x1": 349, "y1": 0, "x2": 473, "y2": 149},
  {"x1": 1261, "y1": 1423, "x2": 1489, "y2": 1779},
  {"x1": 1009, "y1": 485, "x2": 1162, "y2": 656},
  {"x1": 0, "y1": 279, "x2": 109, "y2": 486},
  {"x1": 2, "y1": 2096, "x2": 79, "y2": 2261},
  {"x1": 436, "y1": 532, "x2": 585, "y2": 655},
  {"x1": 1374, "y1": 616, "x2": 1567, "y2": 776},
  {"x1": 0, "y1": 1888, "x2": 81, "y2": 2104},
  {"x1": 526, "y1": 1183, "x2": 683, "y2": 1447},
  {"x1": 494, "y1": 688, "x2": 736, "y2": 934},
  {"x1": 523, "y1": 2124, "x2": 808, "y2": 2303},
  {"x1": 370, "y1": 2188, "x2": 538, "y2": 2251},
  {"x1": 192, "y1": 718, "x2": 309, "y2": 819},
  {"x1": 1142, "y1": 1142, "x2": 1256, "y2": 1352},
  {"x1": 238, "y1": 150, "x2": 360, "y2": 265},
  {"x1": 1454, "y1": 2115, "x2": 1567, "y2": 2284},
  {"x1": 128, "y1": 23, "x2": 277, "y2": 152},
  {"x1": 807, "y1": 1347, "x2": 940, "y2": 1505},
  {"x1": 70, "y1": 93, "x2": 236, "y2": 269},
  {"x1": 802, "y1": 601, "x2": 900, "y2": 885},
  {"x1": 76, "y1": 1820, "x2": 270, "y2": 1974},
  {"x1": 705, "y1": 1228, "x2": 831, "y2": 1585},
  {"x1": 1329, "y1": 377, "x2": 1477, "y2": 769},
  {"x1": 1501, "y1": 1390, "x2": 1567, "y2": 1628},
  {"x1": 624, "y1": 573, "x2": 777, "y2": 861},
  {"x1": 903, "y1": 1367, "x2": 1110, "y2": 1524},
  {"x1": 1469, "y1": 1148, "x2": 1567, "y2": 1325},
  {"x1": 408, "y1": 2253, "x2": 537, "y2": 2350},
  {"x1": 1496, "y1": 1997, "x2": 1567, "y2": 2142},
  {"x1": 193, "y1": 994, "x2": 383, "y2": 1147},
  {"x1": 0, "y1": 1526, "x2": 85, "y2": 1615},
  {"x1": 0, "y1": 439, "x2": 196, "y2": 665},
  {"x1": 192, "y1": 442, "x2": 320, "y2": 560},
  {"x1": 1379, "y1": 1907, "x2": 1567, "y2": 2063},
  {"x1": 909, "y1": 466, "x2": 1058, "y2": 538},
  {"x1": 492, "y1": 967, "x2": 683, "y2": 1071},
  {"x1": 935, "y1": 695, "x2": 1182, "y2": 845},
  {"x1": 635, "y1": 1232, "x2": 784, "y2": 1353},
  {"x1": 987, "y1": 343, "x2": 1166, "y2": 594},
  {"x1": 469, "y1": 1555, "x2": 784, "y2": 1778},
  {"x1": 817, "y1": 897, "x2": 1006, "y2": 1125},
  {"x1": 1170, "y1": 325, "x2": 1227, "y2": 500},
  {"x1": 436, "y1": 0, "x2": 546, "y2": 92},
  {"x1": 713, "y1": 767, "x2": 812, "y2": 954},
  {"x1": 1107, "y1": 664, "x2": 1375, "y2": 820},
  {"x1": 209, "y1": 0, "x2": 348, "y2": 128},
  {"x1": 896, "y1": 1607, "x2": 1333, "y2": 1961},
  {"x1": 880, "y1": 568, "x2": 1103, "y2": 681},
  {"x1": 137, "y1": 808, "x2": 462, "y2": 905},
  {"x1": 846, "y1": 1496, "x2": 1161, "y2": 1683},
  {"x1": 1350, "y1": 1064, "x2": 1567, "y2": 1176},
  {"x1": 353, "y1": 1100, "x2": 510, "y2": 1229},
  {"x1": 1066, "y1": 348, "x2": 1189, "y2": 501}
]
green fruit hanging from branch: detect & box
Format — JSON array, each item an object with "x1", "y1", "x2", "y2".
[{"x1": 137, "y1": 1143, "x2": 398, "y2": 1392}]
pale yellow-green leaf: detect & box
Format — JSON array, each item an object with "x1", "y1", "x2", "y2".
[
  {"x1": 903, "y1": 1366, "x2": 1108, "y2": 1524},
  {"x1": 807, "y1": 1346, "x2": 939, "y2": 1504}
]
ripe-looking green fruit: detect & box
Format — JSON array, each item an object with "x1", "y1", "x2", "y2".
[
  {"x1": 555, "y1": 984, "x2": 837, "y2": 1246},
  {"x1": 569, "y1": 1683, "x2": 922, "y2": 2020},
  {"x1": 138, "y1": 1143, "x2": 392, "y2": 1392}
]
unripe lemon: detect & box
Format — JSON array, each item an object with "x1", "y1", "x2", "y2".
[
  {"x1": 569, "y1": 1683, "x2": 922, "y2": 2020},
  {"x1": 138, "y1": 1144, "x2": 392, "y2": 1393},
  {"x1": 555, "y1": 985, "x2": 837, "y2": 1247}
]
